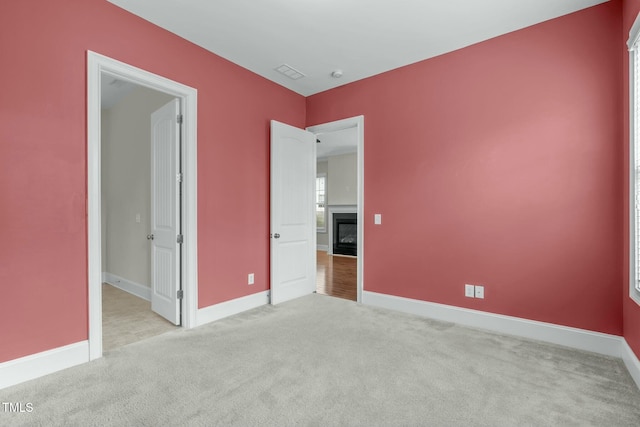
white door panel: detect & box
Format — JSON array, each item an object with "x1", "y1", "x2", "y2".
[
  {"x1": 151, "y1": 99, "x2": 181, "y2": 325},
  {"x1": 270, "y1": 120, "x2": 316, "y2": 305}
]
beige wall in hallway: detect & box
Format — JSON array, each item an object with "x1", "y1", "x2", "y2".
[{"x1": 328, "y1": 152, "x2": 357, "y2": 206}]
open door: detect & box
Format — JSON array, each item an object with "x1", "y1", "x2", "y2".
[
  {"x1": 270, "y1": 120, "x2": 317, "y2": 305},
  {"x1": 150, "y1": 99, "x2": 181, "y2": 325}
]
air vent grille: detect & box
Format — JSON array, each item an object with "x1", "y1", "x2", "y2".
[{"x1": 275, "y1": 64, "x2": 305, "y2": 80}]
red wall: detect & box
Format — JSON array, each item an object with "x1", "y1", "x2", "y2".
[
  {"x1": 307, "y1": 1, "x2": 623, "y2": 335},
  {"x1": 0, "y1": 0, "x2": 304, "y2": 362},
  {"x1": 0, "y1": 0, "x2": 631, "y2": 365},
  {"x1": 623, "y1": 0, "x2": 640, "y2": 359}
]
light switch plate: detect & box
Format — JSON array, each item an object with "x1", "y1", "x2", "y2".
[{"x1": 374, "y1": 214, "x2": 382, "y2": 225}]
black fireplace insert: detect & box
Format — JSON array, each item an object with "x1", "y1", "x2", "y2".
[{"x1": 333, "y1": 213, "x2": 357, "y2": 256}]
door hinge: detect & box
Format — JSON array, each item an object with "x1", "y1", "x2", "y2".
[
  {"x1": 177, "y1": 114, "x2": 183, "y2": 124},
  {"x1": 177, "y1": 172, "x2": 183, "y2": 182},
  {"x1": 177, "y1": 234, "x2": 184, "y2": 244},
  {"x1": 177, "y1": 289, "x2": 184, "y2": 299}
]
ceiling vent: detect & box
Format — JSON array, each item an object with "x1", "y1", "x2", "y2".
[{"x1": 275, "y1": 64, "x2": 305, "y2": 80}]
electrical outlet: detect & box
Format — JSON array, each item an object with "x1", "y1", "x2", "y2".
[
  {"x1": 475, "y1": 285, "x2": 484, "y2": 299},
  {"x1": 248, "y1": 273, "x2": 255, "y2": 285},
  {"x1": 465, "y1": 284, "x2": 475, "y2": 298}
]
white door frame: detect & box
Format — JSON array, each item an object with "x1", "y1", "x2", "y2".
[
  {"x1": 307, "y1": 116, "x2": 364, "y2": 303},
  {"x1": 87, "y1": 51, "x2": 198, "y2": 360}
]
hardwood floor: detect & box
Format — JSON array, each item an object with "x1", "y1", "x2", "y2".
[{"x1": 316, "y1": 251, "x2": 357, "y2": 301}]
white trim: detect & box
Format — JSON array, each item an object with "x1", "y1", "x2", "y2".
[
  {"x1": 628, "y1": 12, "x2": 640, "y2": 50},
  {"x1": 87, "y1": 51, "x2": 198, "y2": 362},
  {"x1": 0, "y1": 341, "x2": 89, "y2": 390},
  {"x1": 196, "y1": 291, "x2": 269, "y2": 326},
  {"x1": 307, "y1": 116, "x2": 364, "y2": 303},
  {"x1": 629, "y1": 20, "x2": 640, "y2": 306},
  {"x1": 316, "y1": 245, "x2": 329, "y2": 251},
  {"x1": 622, "y1": 340, "x2": 640, "y2": 390},
  {"x1": 362, "y1": 291, "x2": 623, "y2": 358},
  {"x1": 103, "y1": 273, "x2": 151, "y2": 301}
]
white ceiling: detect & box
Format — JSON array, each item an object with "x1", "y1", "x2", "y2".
[
  {"x1": 316, "y1": 127, "x2": 358, "y2": 159},
  {"x1": 101, "y1": 74, "x2": 137, "y2": 109},
  {"x1": 106, "y1": 0, "x2": 608, "y2": 96}
]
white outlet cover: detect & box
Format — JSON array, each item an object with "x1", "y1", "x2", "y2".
[
  {"x1": 465, "y1": 284, "x2": 475, "y2": 298},
  {"x1": 475, "y1": 285, "x2": 484, "y2": 299},
  {"x1": 248, "y1": 273, "x2": 255, "y2": 285},
  {"x1": 374, "y1": 214, "x2": 382, "y2": 225}
]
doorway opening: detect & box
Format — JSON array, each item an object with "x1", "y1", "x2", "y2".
[
  {"x1": 308, "y1": 117, "x2": 364, "y2": 303},
  {"x1": 100, "y1": 79, "x2": 179, "y2": 351},
  {"x1": 87, "y1": 51, "x2": 198, "y2": 360}
]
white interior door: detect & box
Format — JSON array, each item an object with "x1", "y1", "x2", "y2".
[
  {"x1": 150, "y1": 99, "x2": 181, "y2": 325},
  {"x1": 270, "y1": 120, "x2": 317, "y2": 305}
]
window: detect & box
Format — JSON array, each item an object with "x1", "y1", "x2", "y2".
[
  {"x1": 628, "y1": 13, "x2": 640, "y2": 304},
  {"x1": 316, "y1": 174, "x2": 327, "y2": 232}
]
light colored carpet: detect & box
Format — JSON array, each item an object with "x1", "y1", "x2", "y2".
[
  {"x1": 2, "y1": 294, "x2": 640, "y2": 426},
  {"x1": 102, "y1": 283, "x2": 177, "y2": 352}
]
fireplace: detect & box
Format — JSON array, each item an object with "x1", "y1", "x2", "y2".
[{"x1": 333, "y1": 213, "x2": 357, "y2": 256}]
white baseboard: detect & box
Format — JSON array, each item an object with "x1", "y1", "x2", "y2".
[
  {"x1": 0, "y1": 341, "x2": 89, "y2": 390},
  {"x1": 104, "y1": 272, "x2": 151, "y2": 301},
  {"x1": 196, "y1": 290, "x2": 269, "y2": 327},
  {"x1": 362, "y1": 291, "x2": 623, "y2": 358},
  {"x1": 316, "y1": 245, "x2": 329, "y2": 251},
  {"x1": 622, "y1": 340, "x2": 640, "y2": 390}
]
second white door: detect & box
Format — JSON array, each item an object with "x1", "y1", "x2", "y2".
[{"x1": 150, "y1": 99, "x2": 181, "y2": 325}]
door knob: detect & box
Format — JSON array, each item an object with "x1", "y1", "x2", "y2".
[
  {"x1": 273, "y1": 233, "x2": 280, "y2": 239},
  {"x1": 147, "y1": 234, "x2": 154, "y2": 240}
]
